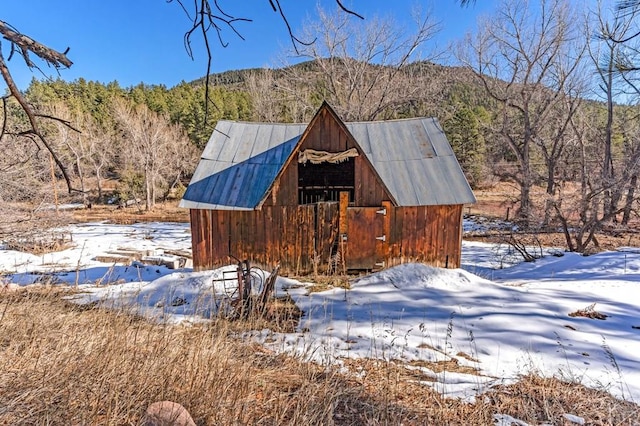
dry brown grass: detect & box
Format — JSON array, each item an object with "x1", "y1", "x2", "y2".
[
  {"x1": 292, "y1": 275, "x2": 352, "y2": 294},
  {"x1": 486, "y1": 375, "x2": 640, "y2": 426},
  {"x1": 569, "y1": 303, "x2": 609, "y2": 321},
  {"x1": 0, "y1": 287, "x2": 421, "y2": 425},
  {"x1": 1, "y1": 287, "x2": 638, "y2": 425},
  {"x1": 340, "y1": 359, "x2": 640, "y2": 425}
]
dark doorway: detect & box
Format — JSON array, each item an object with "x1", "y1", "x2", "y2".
[{"x1": 298, "y1": 159, "x2": 355, "y2": 204}]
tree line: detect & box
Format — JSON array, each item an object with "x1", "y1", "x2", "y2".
[{"x1": 0, "y1": 78, "x2": 251, "y2": 211}]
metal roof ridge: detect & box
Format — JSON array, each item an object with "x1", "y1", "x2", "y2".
[
  {"x1": 214, "y1": 119, "x2": 309, "y2": 126},
  {"x1": 217, "y1": 117, "x2": 439, "y2": 126},
  {"x1": 345, "y1": 116, "x2": 437, "y2": 125}
]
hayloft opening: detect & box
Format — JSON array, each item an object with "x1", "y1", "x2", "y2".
[{"x1": 298, "y1": 158, "x2": 355, "y2": 204}]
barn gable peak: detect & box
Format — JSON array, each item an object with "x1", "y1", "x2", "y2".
[{"x1": 258, "y1": 102, "x2": 397, "y2": 207}]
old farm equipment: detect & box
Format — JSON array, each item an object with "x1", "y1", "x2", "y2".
[{"x1": 217, "y1": 256, "x2": 279, "y2": 319}]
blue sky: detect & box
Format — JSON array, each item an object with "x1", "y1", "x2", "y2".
[{"x1": 2, "y1": 1, "x2": 497, "y2": 90}]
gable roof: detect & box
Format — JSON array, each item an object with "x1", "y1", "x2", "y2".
[{"x1": 180, "y1": 104, "x2": 476, "y2": 210}]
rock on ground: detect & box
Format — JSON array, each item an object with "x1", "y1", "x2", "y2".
[{"x1": 144, "y1": 401, "x2": 196, "y2": 426}]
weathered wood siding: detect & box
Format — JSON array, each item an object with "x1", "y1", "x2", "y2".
[
  {"x1": 386, "y1": 204, "x2": 463, "y2": 268},
  {"x1": 190, "y1": 108, "x2": 466, "y2": 275},
  {"x1": 190, "y1": 204, "x2": 339, "y2": 275},
  {"x1": 190, "y1": 203, "x2": 463, "y2": 274}
]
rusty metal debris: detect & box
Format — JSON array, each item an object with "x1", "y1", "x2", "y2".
[{"x1": 222, "y1": 256, "x2": 279, "y2": 320}]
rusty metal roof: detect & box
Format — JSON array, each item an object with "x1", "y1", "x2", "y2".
[{"x1": 180, "y1": 114, "x2": 475, "y2": 210}]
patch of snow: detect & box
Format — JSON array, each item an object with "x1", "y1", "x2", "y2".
[
  {"x1": 562, "y1": 413, "x2": 585, "y2": 425},
  {"x1": 493, "y1": 413, "x2": 530, "y2": 426}
]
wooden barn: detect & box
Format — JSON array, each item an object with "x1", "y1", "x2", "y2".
[{"x1": 180, "y1": 102, "x2": 476, "y2": 275}]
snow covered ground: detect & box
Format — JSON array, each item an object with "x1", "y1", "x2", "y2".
[{"x1": 1, "y1": 221, "x2": 639, "y2": 405}]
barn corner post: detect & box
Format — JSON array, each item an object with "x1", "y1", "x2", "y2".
[
  {"x1": 380, "y1": 200, "x2": 393, "y2": 268},
  {"x1": 455, "y1": 203, "x2": 465, "y2": 268}
]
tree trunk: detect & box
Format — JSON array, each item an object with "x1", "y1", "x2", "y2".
[
  {"x1": 96, "y1": 166, "x2": 103, "y2": 202},
  {"x1": 543, "y1": 160, "x2": 556, "y2": 227},
  {"x1": 518, "y1": 145, "x2": 533, "y2": 226},
  {"x1": 603, "y1": 57, "x2": 616, "y2": 221},
  {"x1": 145, "y1": 166, "x2": 152, "y2": 211},
  {"x1": 622, "y1": 174, "x2": 638, "y2": 225}
]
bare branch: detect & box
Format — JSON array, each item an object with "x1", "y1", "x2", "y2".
[
  {"x1": 0, "y1": 97, "x2": 7, "y2": 141},
  {"x1": 271, "y1": 0, "x2": 316, "y2": 54},
  {"x1": 0, "y1": 20, "x2": 72, "y2": 69},
  {"x1": 0, "y1": 48, "x2": 75, "y2": 193},
  {"x1": 335, "y1": 1, "x2": 365, "y2": 20},
  {"x1": 172, "y1": 1, "x2": 365, "y2": 69},
  {"x1": 34, "y1": 114, "x2": 82, "y2": 133}
]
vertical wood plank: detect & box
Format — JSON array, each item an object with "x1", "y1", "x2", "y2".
[
  {"x1": 339, "y1": 192, "x2": 349, "y2": 236},
  {"x1": 279, "y1": 206, "x2": 289, "y2": 272},
  {"x1": 203, "y1": 209, "x2": 211, "y2": 269},
  {"x1": 222, "y1": 210, "x2": 231, "y2": 262},
  {"x1": 436, "y1": 206, "x2": 446, "y2": 267},
  {"x1": 255, "y1": 210, "x2": 266, "y2": 266},
  {"x1": 414, "y1": 206, "x2": 427, "y2": 261},
  {"x1": 209, "y1": 210, "x2": 219, "y2": 268},
  {"x1": 316, "y1": 202, "x2": 339, "y2": 269},
  {"x1": 304, "y1": 205, "x2": 315, "y2": 273},
  {"x1": 294, "y1": 206, "x2": 302, "y2": 274},
  {"x1": 189, "y1": 210, "x2": 200, "y2": 270},
  {"x1": 405, "y1": 207, "x2": 417, "y2": 260}
]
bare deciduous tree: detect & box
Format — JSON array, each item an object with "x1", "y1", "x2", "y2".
[
  {"x1": 0, "y1": 132, "x2": 69, "y2": 241},
  {"x1": 551, "y1": 104, "x2": 616, "y2": 252},
  {"x1": 458, "y1": 0, "x2": 582, "y2": 225},
  {"x1": 45, "y1": 102, "x2": 116, "y2": 203},
  {"x1": 0, "y1": 20, "x2": 75, "y2": 192},
  {"x1": 248, "y1": 6, "x2": 441, "y2": 122},
  {"x1": 245, "y1": 69, "x2": 282, "y2": 123},
  {"x1": 113, "y1": 99, "x2": 197, "y2": 211},
  {"x1": 617, "y1": 106, "x2": 640, "y2": 224},
  {"x1": 0, "y1": 2, "x2": 365, "y2": 194},
  {"x1": 550, "y1": 102, "x2": 640, "y2": 252},
  {"x1": 586, "y1": 1, "x2": 640, "y2": 220},
  {"x1": 81, "y1": 114, "x2": 117, "y2": 202}
]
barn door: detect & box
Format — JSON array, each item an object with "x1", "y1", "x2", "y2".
[
  {"x1": 345, "y1": 207, "x2": 385, "y2": 269},
  {"x1": 338, "y1": 192, "x2": 391, "y2": 270}
]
